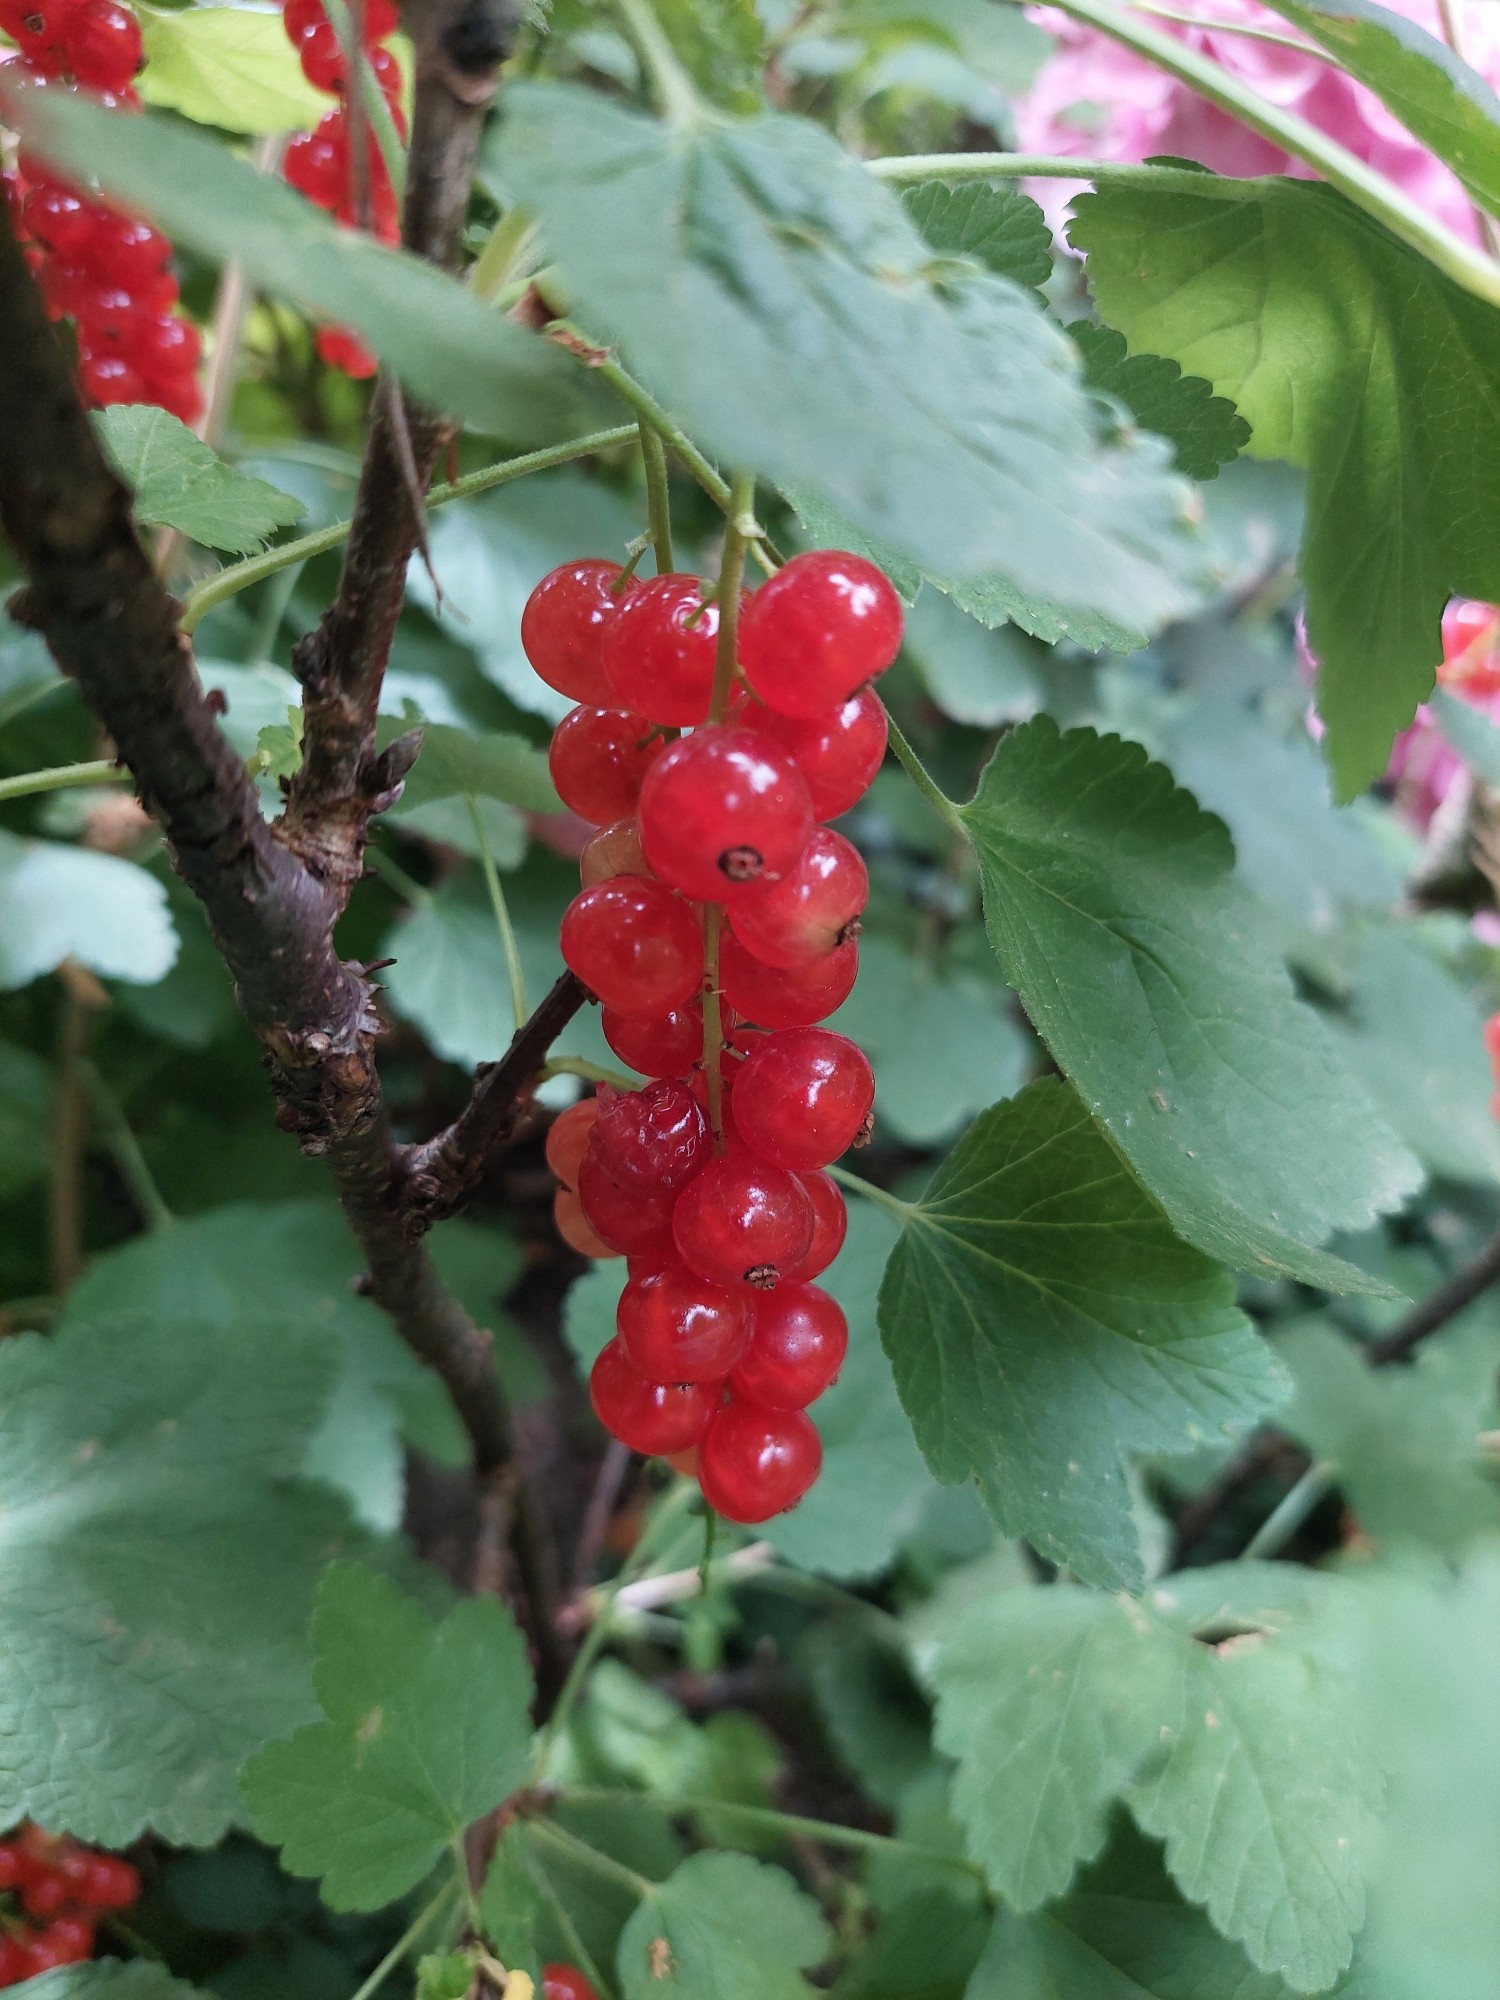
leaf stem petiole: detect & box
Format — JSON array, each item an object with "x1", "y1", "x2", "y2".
[
  {"x1": 0, "y1": 759, "x2": 129, "y2": 804},
  {"x1": 527, "y1": 1817, "x2": 654, "y2": 1899},
  {"x1": 881, "y1": 708, "x2": 966, "y2": 833},
  {"x1": 347, "y1": 1878, "x2": 461, "y2": 2000},
  {"x1": 466, "y1": 796, "x2": 529, "y2": 1029},
  {"x1": 639, "y1": 419, "x2": 675, "y2": 574},
  {"x1": 1240, "y1": 1460, "x2": 1337, "y2": 1560},
  {"x1": 825, "y1": 1162, "x2": 914, "y2": 1220}
]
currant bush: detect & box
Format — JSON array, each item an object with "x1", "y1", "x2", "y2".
[
  {"x1": 537, "y1": 547, "x2": 895, "y2": 1523},
  {"x1": 0, "y1": 1826, "x2": 140, "y2": 1986}
]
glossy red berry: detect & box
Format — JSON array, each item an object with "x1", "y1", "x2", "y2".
[
  {"x1": 22, "y1": 1866, "x2": 72, "y2": 1920},
  {"x1": 66, "y1": 0, "x2": 143, "y2": 89},
  {"x1": 576, "y1": 1151, "x2": 677, "y2": 1260},
  {"x1": 589, "y1": 1337, "x2": 717, "y2": 1456},
  {"x1": 591, "y1": 1078, "x2": 709, "y2": 1194},
  {"x1": 0, "y1": 1934, "x2": 27, "y2": 1987},
  {"x1": 783, "y1": 1170, "x2": 847, "y2": 1282},
  {"x1": 730, "y1": 1282, "x2": 846, "y2": 1409},
  {"x1": 316, "y1": 324, "x2": 378, "y2": 377},
  {"x1": 727, "y1": 828, "x2": 866, "y2": 970},
  {"x1": 549, "y1": 705, "x2": 664, "y2": 826},
  {"x1": 298, "y1": 16, "x2": 347, "y2": 88},
  {"x1": 579, "y1": 816, "x2": 651, "y2": 887},
  {"x1": 673, "y1": 1154, "x2": 813, "y2": 1290},
  {"x1": 698, "y1": 1400, "x2": 821, "y2": 1522},
  {"x1": 543, "y1": 1965, "x2": 600, "y2": 2000},
  {"x1": 75, "y1": 285, "x2": 141, "y2": 345},
  {"x1": 734, "y1": 1028, "x2": 874, "y2": 1172},
  {"x1": 554, "y1": 1187, "x2": 619, "y2": 1260},
  {"x1": 78, "y1": 1852, "x2": 139, "y2": 1910},
  {"x1": 602, "y1": 1000, "x2": 703, "y2": 1079},
  {"x1": 89, "y1": 213, "x2": 171, "y2": 288},
  {"x1": 22, "y1": 182, "x2": 99, "y2": 258},
  {"x1": 720, "y1": 929, "x2": 858, "y2": 1029},
  {"x1": 0, "y1": 1841, "x2": 22, "y2": 1892},
  {"x1": 739, "y1": 551, "x2": 903, "y2": 719},
  {"x1": 131, "y1": 312, "x2": 202, "y2": 383},
  {"x1": 618, "y1": 1262, "x2": 751, "y2": 1382},
  {"x1": 78, "y1": 353, "x2": 144, "y2": 406},
  {"x1": 560, "y1": 878, "x2": 703, "y2": 1015},
  {"x1": 284, "y1": 128, "x2": 347, "y2": 208},
  {"x1": 639, "y1": 727, "x2": 814, "y2": 902},
  {"x1": 545, "y1": 1097, "x2": 598, "y2": 1190},
  {"x1": 735, "y1": 687, "x2": 887, "y2": 822},
  {"x1": 522, "y1": 560, "x2": 629, "y2": 706},
  {"x1": 600, "y1": 574, "x2": 720, "y2": 726}
]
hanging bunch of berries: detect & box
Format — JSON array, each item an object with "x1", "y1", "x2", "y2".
[
  {"x1": 279, "y1": 0, "x2": 404, "y2": 379},
  {"x1": 0, "y1": 1824, "x2": 140, "y2": 1984},
  {"x1": 533, "y1": 545, "x2": 899, "y2": 1527},
  {"x1": 0, "y1": 0, "x2": 203, "y2": 420}
]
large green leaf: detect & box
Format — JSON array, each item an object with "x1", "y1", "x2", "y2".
[
  {"x1": 899, "y1": 179, "x2": 1053, "y2": 292},
  {"x1": 0, "y1": 1308, "x2": 365, "y2": 1845},
  {"x1": 242, "y1": 1564, "x2": 534, "y2": 1911},
  {"x1": 95, "y1": 407, "x2": 304, "y2": 555},
  {"x1": 878, "y1": 1079, "x2": 1285, "y2": 1587},
  {"x1": 1069, "y1": 323, "x2": 1251, "y2": 482},
  {"x1": 4, "y1": 88, "x2": 608, "y2": 447},
  {"x1": 0, "y1": 832, "x2": 178, "y2": 989},
  {"x1": 394, "y1": 724, "x2": 561, "y2": 816},
  {"x1": 23, "y1": 1968, "x2": 213, "y2": 2000},
  {"x1": 615, "y1": 1852, "x2": 830, "y2": 2000},
  {"x1": 139, "y1": 4, "x2": 329, "y2": 133},
  {"x1": 958, "y1": 719, "x2": 1420, "y2": 1286},
  {"x1": 1070, "y1": 176, "x2": 1500, "y2": 797},
  {"x1": 490, "y1": 87, "x2": 1203, "y2": 623}
]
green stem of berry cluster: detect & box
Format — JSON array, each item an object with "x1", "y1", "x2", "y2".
[
  {"x1": 466, "y1": 795, "x2": 529, "y2": 1029},
  {"x1": 639, "y1": 419, "x2": 674, "y2": 574},
  {"x1": 0, "y1": 758, "x2": 129, "y2": 804},
  {"x1": 321, "y1": 0, "x2": 407, "y2": 202},
  {"x1": 881, "y1": 708, "x2": 965, "y2": 834},
  {"x1": 347, "y1": 1877, "x2": 460, "y2": 2000}
]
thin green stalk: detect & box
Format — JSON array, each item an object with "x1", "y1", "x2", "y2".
[
  {"x1": 449, "y1": 1834, "x2": 484, "y2": 1935},
  {"x1": 542, "y1": 1054, "x2": 636, "y2": 1090},
  {"x1": 521, "y1": 1844, "x2": 614, "y2": 2000},
  {"x1": 83, "y1": 1064, "x2": 173, "y2": 1233},
  {"x1": 347, "y1": 1879, "x2": 460, "y2": 2000},
  {"x1": 1241, "y1": 1461, "x2": 1336, "y2": 1560},
  {"x1": 881, "y1": 709, "x2": 966, "y2": 833},
  {"x1": 868, "y1": 152, "x2": 1263, "y2": 192},
  {"x1": 323, "y1": 0, "x2": 406, "y2": 200},
  {"x1": 179, "y1": 426, "x2": 638, "y2": 634},
  {"x1": 365, "y1": 843, "x2": 432, "y2": 906},
  {"x1": 610, "y1": 0, "x2": 702, "y2": 125},
  {"x1": 1124, "y1": 0, "x2": 1319, "y2": 53},
  {"x1": 826, "y1": 1161, "x2": 914, "y2": 1221},
  {"x1": 586, "y1": 351, "x2": 734, "y2": 511},
  {"x1": 639, "y1": 420, "x2": 674, "y2": 574},
  {"x1": 697, "y1": 1505, "x2": 718, "y2": 1599},
  {"x1": 469, "y1": 205, "x2": 538, "y2": 305},
  {"x1": 527, "y1": 1819, "x2": 653, "y2": 1900},
  {"x1": 0, "y1": 759, "x2": 128, "y2": 805},
  {"x1": 701, "y1": 470, "x2": 755, "y2": 1143},
  {"x1": 243, "y1": 561, "x2": 305, "y2": 665},
  {"x1": 467, "y1": 797, "x2": 528, "y2": 1028},
  {"x1": 0, "y1": 675, "x2": 62, "y2": 734}
]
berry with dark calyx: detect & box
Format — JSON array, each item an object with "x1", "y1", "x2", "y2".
[
  {"x1": 522, "y1": 560, "x2": 630, "y2": 706},
  {"x1": 782, "y1": 1170, "x2": 847, "y2": 1282},
  {"x1": 600, "y1": 573, "x2": 720, "y2": 726},
  {"x1": 561, "y1": 877, "x2": 703, "y2": 1015},
  {"x1": 734, "y1": 1027, "x2": 874, "y2": 1172},
  {"x1": 543, "y1": 1965, "x2": 599, "y2": 2000},
  {"x1": 734, "y1": 685, "x2": 887, "y2": 822},
  {"x1": 727, "y1": 828, "x2": 866, "y2": 969},
  {"x1": 618, "y1": 1262, "x2": 751, "y2": 1382},
  {"x1": 549, "y1": 705, "x2": 664, "y2": 827},
  {"x1": 738, "y1": 550, "x2": 903, "y2": 719},
  {"x1": 66, "y1": 0, "x2": 143, "y2": 89},
  {"x1": 131, "y1": 312, "x2": 202, "y2": 384},
  {"x1": 298, "y1": 16, "x2": 346, "y2": 88},
  {"x1": 639, "y1": 727, "x2": 814, "y2": 902},
  {"x1": 698, "y1": 1399, "x2": 821, "y2": 1522},
  {"x1": 720, "y1": 929, "x2": 858, "y2": 1029},
  {"x1": 603, "y1": 1000, "x2": 704, "y2": 1079},
  {"x1": 589, "y1": 1337, "x2": 718, "y2": 1457},
  {"x1": 576, "y1": 1151, "x2": 677, "y2": 1260},
  {"x1": 545, "y1": 1097, "x2": 598, "y2": 1190},
  {"x1": 730, "y1": 1281, "x2": 847, "y2": 1409},
  {"x1": 580, "y1": 816, "x2": 651, "y2": 887},
  {"x1": 592, "y1": 1078, "x2": 709, "y2": 1194},
  {"x1": 673, "y1": 1154, "x2": 813, "y2": 1290},
  {"x1": 554, "y1": 1187, "x2": 619, "y2": 1260},
  {"x1": 22, "y1": 182, "x2": 99, "y2": 258},
  {"x1": 89, "y1": 213, "x2": 170, "y2": 288}
]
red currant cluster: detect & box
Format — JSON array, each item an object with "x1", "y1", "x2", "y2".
[
  {"x1": 0, "y1": 1825, "x2": 140, "y2": 1984},
  {"x1": 530, "y1": 547, "x2": 901, "y2": 1527},
  {"x1": 280, "y1": 0, "x2": 404, "y2": 380},
  {"x1": 1439, "y1": 598, "x2": 1500, "y2": 700},
  {"x1": 1, "y1": 0, "x2": 204, "y2": 419}
]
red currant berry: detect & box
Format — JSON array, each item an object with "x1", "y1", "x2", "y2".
[
  {"x1": 22, "y1": 182, "x2": 99, "y2": 258},
  {"x1": 782, "y1": 1171, "x2": 847, "y2": 1282},
  {"x1": 576, "y1": 1152, "x2": 677, "y2": 1260},
  {"x1": 299, "y1": 16, "x2": 346, "y2": 88},
  {"x1": 549, "y1": 705, "x2": 664, "y2": 826},
  {"x1": 600, "y1": 574, "x2": 720, "y2": 726},
  {"x1": 673, "y1": 1154, "x2": 813, "y2": 1290},
  {"x1": 739, "y1": 551, "x2": 902, "y2": 719},
  {"x1": 727, "y1": 828, "x2": 866, "y2": 970},
  {"x1": 361, "y1": 0, "x2": 398, "y2": 40},
  {"x1": 591, "y1": 1078, "x2": 709, "y2": 1194},
  {"x1": 580, "y1": 816, "x2": 651, "y2": 888},
  {"x1": 40, "y1": 260, "x2": 97, "y2": 320},
  {"x1": 66, "y1": 0, "x2": 144, "y2": 91},
  {"x1": 730, "y1": 1281, "x2": 846, "y2": 1410},
  {"x1": 698, "y1": 1400, "x2": 821, "y2": 1522},
  {"x1": 78, "y1": 1853, "x2": 139, "y2": 1910},
  {"x1": 0, "y1": 1934, "x2": 27, "y2": 1987},
  {"x1": 639, "y1": 727, "x2": 814, "y2": 902},
  {"x1": 560, "y1": 878, "x2": 703, "y2": 1015},
  {"x1": 617, "y1": 1262, "x2": 751, "y2": 1382},
  {"x1": 22, "y1": 1866, "x2": 72, "y2": 1920},
  {"x1": 284, "y1": 129, "x2": 347, "y2": 208},
  {"x1": 734, "y1": 687, "x2": 887, "y2": 822},
  {"x1": 89, "y1": 213, "x2": 171, "y2": 288},
  {"x1": 367, "y1": 40, "x2": 403, "y2": 110},
  {"x1": 720, "y1": 929, "x2": 857, "y2": 1029},
  {"x1": 602, "y1": 1000, "x2": 703, "y2": 1079},
  {"x1": 589, "y1": 1337, "x2": 717, "y2": 1457},
  {"x1": 21, "y1": 1918, "x2": 94, "y2": 1975},
  {"x1": 0, "y1": 1841, "x2": 22, "y2": 1892},
  {"x1": 78, "y1": 353, "x2": 144, "y2": 406},
  {"x1": 734, "y1": 1028, "x2": 874, "y2": 1172},
  {"x1": 316, "y1": 324, "x2": 377, "y2": 377},
  {"x1": 545, "y1": 1097, "x2": 598, "y2": 1190},
  {"x1": 543, "y1": 1965, "x2": 599, "y2": 2000},
  {"x1": 282, "y1": 0, "x2": 324, "y2": 41},
  {"x1": 13, "y1": 3, "x2": 73, "y2": 75},
  {"x1": 554, "y1": 1187, "x2": 619, "y2": 1260},
  {"x1": 152, "y1": 372, "x2": 205, "y2": 426},
  {"x1": 131, "y1": 312, "x2": 202, "y2": 383},
  {"x1": 521, "y1": 560, "x2": 629, "y2": 706}
]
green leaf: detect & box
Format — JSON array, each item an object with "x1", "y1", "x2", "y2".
[
  {"x1": 1070, "y1": 175, "x2": 1500, "y2": 797},
  {"x1": 415, "y1": 1953, "x2": 477, "y2": 2000},
  {"x1": 6, "y1": 89, "x2": 610, "y2": 448},
  {"x1": 479, "y1": 1824, "x2": 544, "y2": 1984},
  {"x1": 0, "y1": 1038, "x2": 51, "y2": 1201},
  {"x1": 490, "y1": 87, "x2": 1203, "y2": 626},
  {"x1": 878, "y1": 1078, "x2": 1286, "y2": 1587},
  {"x1": 382, "y1": 880, "x2": 549, "y2": 1069},
  {"x1": 653, "y1": 0, "x2": 764, "y2": 111},
  {"x1": 615, "y1": 1852, "x2": 830, "y2": 2000},
  {"x1": 394, "y1": 724, "x2": 562, "y2": 816},
  {"x1": 20, "y1": 1967, "x2": 213, "y2": 2000},
  {"x1": 959, "y1": 718, "x2": 1420, "y2": 1287},
  {"x1": 0, "y1": 831, "x2": 178, "y2": 989},
  {"x1": 899, "y1": 590, "x2": 1041, "y2": 731},
  {"x1": 94, "y1": 407, "x2": 304, "y2": 554},
  {"x1": 899, "y1": 180, "x2": 1053, "y2": 293},
  {"x1": 1260, "y1": 0, "x2": 1500, "y2": 219},
  {"x1": 1428, "y1": 684, "x2": 1500, "y2": 783},
  {"x1": 829, "y1": 1889, "x2": 990, "y2": 2000},
  {"x1": 139, "y1": 5, "x2": 330, "y2": 134},
  {"x1": 387, "y1": 795, "x2": 528, "y2": 868},
  {"x1": 1069, "y1": 323, "x2": 1251, "y2": 481},
  {"x1": 242, "y1": 1563, "x2": 534, "y2": 1910},
  {"x1": 0, "y1": 1307, "x2": 363, "y2": 1845}
]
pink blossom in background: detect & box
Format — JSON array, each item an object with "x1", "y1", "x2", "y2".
[{"x1": 1018, "y1": 0, "x2": 1500, "y2": 238}]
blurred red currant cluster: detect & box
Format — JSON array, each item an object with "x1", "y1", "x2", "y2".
[
  {"x1": 531, "y1": 547, "x2": 900, "y2": 1526},
  {"x1": 1, "y1": 0, "x2": 203, "y2": 419},
  {"x1": 1438, "y1": 599, "x2": 1500, "y2": 701},
  {"x1": 280, "y1": 0, "x2": 404, "y2": 379},
  {"x1": 0, "y1": 1825, "x2": 139, "y2": 1985}
]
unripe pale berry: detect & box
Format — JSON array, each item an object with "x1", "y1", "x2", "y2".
[
  {"x1": 545, "y1": 1098, "x2": 598, "y2": 1190},
  {"x1": 580, "y1": 817, "x2": 651, "y2": 887},
  {"x1": 554, "y1": 1187, "x2": 618, "y2": 1260}
]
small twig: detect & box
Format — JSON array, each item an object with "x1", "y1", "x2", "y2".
[
  {"x1": 82, "y1": 1062, "x2": 174, "y2": 1233},
  {"x1": 1367, "y1": 1222, "x2": 1500, "y2": 1362},
  {"x1": 49, "y1": 966, "x2": 101, "y2": 1293},
  {"x1": 1239, "y1": 1459, "x2": 1334, "y2": 1561},
  {"x1": 570, "y1": 1438, "x2": 633, "y2": 1597}
]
